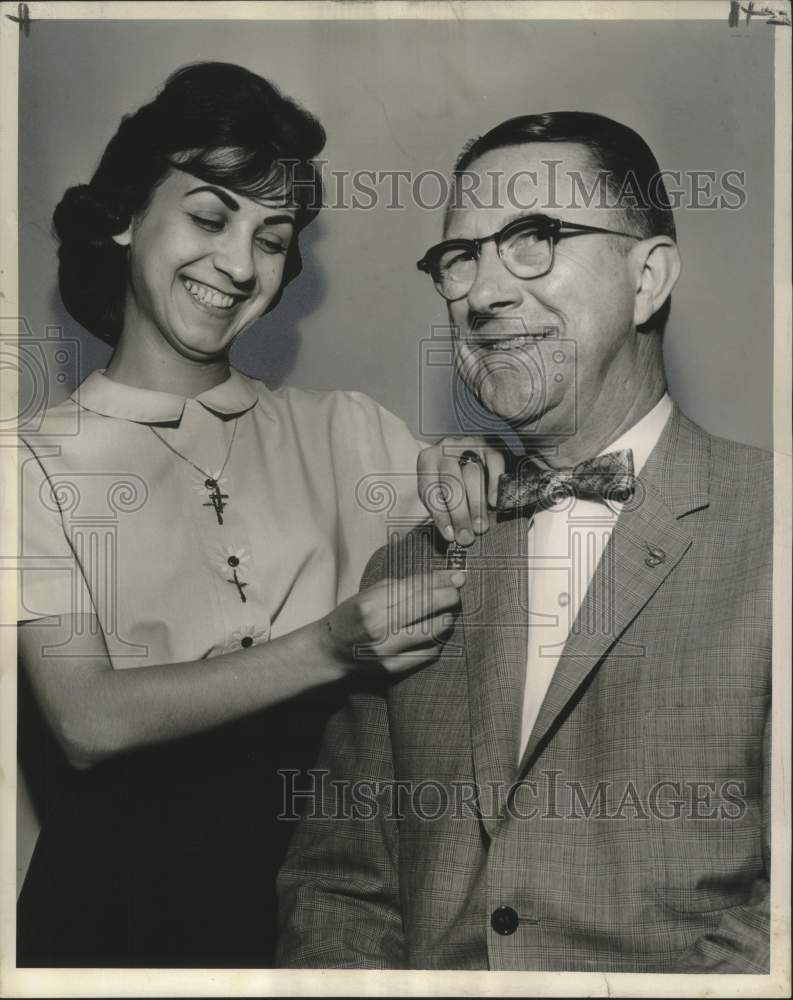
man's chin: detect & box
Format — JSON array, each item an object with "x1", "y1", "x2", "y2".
[
  {"x1": 481, "y1": 400, "x2": 575, "y2": 445},
  {"x1": 479, "y1": 393, "x2": 548, "y2": 429}
]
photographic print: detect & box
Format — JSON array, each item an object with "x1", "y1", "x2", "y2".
[{"x1": 1, "y1": 2, "x2": 789, "y2": 996}]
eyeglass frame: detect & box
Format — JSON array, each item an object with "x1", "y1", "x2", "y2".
[{"x1": 416, "y1": 213, "x2": 643, "y2": 301}]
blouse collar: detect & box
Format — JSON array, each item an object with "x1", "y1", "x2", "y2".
[{"x1": 71, "y1": 368, "x2": 260, "y2": 424}]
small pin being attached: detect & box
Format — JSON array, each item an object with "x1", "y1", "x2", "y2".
[{"x1": 446, "y1": 541, "x2": 468, "y2": 571}]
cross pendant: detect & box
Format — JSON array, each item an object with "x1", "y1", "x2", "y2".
[
  {"x1": 203, "y1": 478, "x2": 229, "y2": 525},
  {"x1": 228, "y1": 569, "x2": 248, "y2": 603}
]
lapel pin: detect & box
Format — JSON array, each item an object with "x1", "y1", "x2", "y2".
[{"x1": 644, "y1": 544, "x2": 666, "y2": 567}]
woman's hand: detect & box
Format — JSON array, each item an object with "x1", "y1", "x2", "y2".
[
  {"x1": 19, "y1": 574, "x2": 462, "y2": 770},
  {"x1": 417, "y1": 436, "x2": 506, "y2": 546},
  {"x1": 321, "y1": 570, "x2": 465, "y2": 675}
]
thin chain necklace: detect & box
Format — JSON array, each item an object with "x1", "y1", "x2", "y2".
[{"x1": 149, "y1": 419, "x2": 239, "y2": 525}]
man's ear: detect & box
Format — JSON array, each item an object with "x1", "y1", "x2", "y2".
[
  {"x1": 112, "y1": 226, "x2": 132, "y2": 248},
  {"x1": 631, "y1": 237, "x2": 681, "y2": 328}
]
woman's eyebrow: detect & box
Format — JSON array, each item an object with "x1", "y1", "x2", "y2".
[
  {"x1": 260, "y1": 214, "x2": 296, "y2": 227},
  {"x1": 184, "y1": 186, "x2": 295, "y2": 227},
  {"x1": 185, "y1": 185, "x2": 240, "y2": 211}
]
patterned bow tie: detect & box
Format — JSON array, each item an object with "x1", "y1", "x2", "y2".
[{"x1": 496, "y1": 449, "x2": 635, "y2": 512}]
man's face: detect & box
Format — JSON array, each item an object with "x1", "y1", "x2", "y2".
[{"x1": 446, "y1": 143, "x2": 642, "y2": 439}]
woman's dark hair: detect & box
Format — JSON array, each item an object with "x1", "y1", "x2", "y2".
[
  {"x1": 452, "y1": 111, "x2": 676, "y2": 242},
  {"x1": 54, "y1": 62, "x2": 326, "y2": 346}
]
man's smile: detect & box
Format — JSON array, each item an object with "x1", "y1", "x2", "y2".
[{"x1": 464, "y1": 324, "x2": 559, "y2": 353}]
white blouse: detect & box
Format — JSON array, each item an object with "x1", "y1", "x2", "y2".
[{"x1": 15, "y1": 368, "x2": 428, "y2": 668}]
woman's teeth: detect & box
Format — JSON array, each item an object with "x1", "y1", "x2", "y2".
[{"x1": 183, "y1": 279, "x2": 236, "y2": 310}]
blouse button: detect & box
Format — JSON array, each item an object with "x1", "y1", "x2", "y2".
[
  {"x1": 227, "y1": 555, "x2": 240, "y2": 567},
  {"x1": 241, "y1": 636, "x2": 253, "y2": 649}
]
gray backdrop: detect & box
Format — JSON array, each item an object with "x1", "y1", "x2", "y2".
[
  {"x1": 20, "y1": 17, "x2": 774, "y2": 444},
  {"x1": 17, "y1": 16, "x2": 775, "y2": 888}
]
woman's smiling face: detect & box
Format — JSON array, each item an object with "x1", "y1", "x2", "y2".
[{"x1": 114, "y1": 168, "x2": 297, "y2": 361}]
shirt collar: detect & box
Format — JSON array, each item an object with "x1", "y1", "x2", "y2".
[
  {"x1": 71, "y1": 368, "x2": 260, "y2": 424},
  {"x1": 601, "y1": 392, "x2": 674, "y2": 475}
]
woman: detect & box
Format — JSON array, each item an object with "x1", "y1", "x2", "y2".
[{"x1": 16, "y1": 62, "x2": 499, "y2": 967}]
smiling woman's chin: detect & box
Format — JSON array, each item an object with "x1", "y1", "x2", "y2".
[
  {"x1": 168, "y1": 312, "x2": 240, "y2": 353},
  {"x1": 162, "y1": 324, "x2": 235, "y2": 363}
]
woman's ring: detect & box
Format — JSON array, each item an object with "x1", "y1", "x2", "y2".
[{"x1": 458, "y1": 450, "x2": 482, "y2": 468}]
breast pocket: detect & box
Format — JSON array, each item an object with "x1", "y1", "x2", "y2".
[{"x1": 642, "y1": 701, "x2": 767, "y2": 914}]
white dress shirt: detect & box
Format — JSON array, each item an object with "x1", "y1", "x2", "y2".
[{"x1": 518, "y1": 394, "x2": 673, "y2": 758}]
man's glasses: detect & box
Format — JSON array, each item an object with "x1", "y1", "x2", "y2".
[{"x1": 417, "y1": 214, "x2": 642, "y2": 301}]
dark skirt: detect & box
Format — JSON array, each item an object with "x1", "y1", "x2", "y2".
[{"x1": 17, "y1": 684, "x2": 335, "y2": 968}]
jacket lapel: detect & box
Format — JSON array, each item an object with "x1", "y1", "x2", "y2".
[
  {"x1": 517, "y1": 406, "x2": 712, "y2": 776},
  {"x1": 462, "y1": 510, "x2": 531, "y2": 836}
]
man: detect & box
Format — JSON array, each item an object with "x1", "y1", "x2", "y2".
[{"x1": 276, "y1": 113, "x2": 771, "y2": 972}]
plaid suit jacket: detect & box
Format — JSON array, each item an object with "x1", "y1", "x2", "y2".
[{"x1": 277, "y1": 408, "x2": 772, "y2": 971}]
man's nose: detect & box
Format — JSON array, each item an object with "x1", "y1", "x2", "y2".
[
  {"x1": 465, "y1": 243, "x2": 522, "y2": 314},
  {"x1": 212, "y1": 231, "x2": 256, "y2": 289}
]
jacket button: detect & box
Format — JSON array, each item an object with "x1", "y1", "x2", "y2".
[{"x1": 490, "y1": 905, "x2": 519, "y2": 935}]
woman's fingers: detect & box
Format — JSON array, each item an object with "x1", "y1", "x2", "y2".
[
  {"x1": 460, "y1": 458, "x2": 487, "y2": 537},
  {"x1": 369, "y1": 612, "x2": 458, "y2": 675},
  {"x1": 389, "y1": 583, "x2": 462, "y2": 633},
  {"x1": 417, "y1": 450, "x2": 463, "y2": 543},
  {"x1": 327, "y1": 571, "x2": 465, "y2": 676},
  {"x1": 458, "y1": 445, "x2": 507, "y2": 528},
  {"x1": 435, "y1": 453, "x2": 474, "y2": 543},
  {"x1": 417, "y1": 437, "x2": 507, "y2": 546},
  {"x1": 417, "y1": 441, "x2": 479, "y2": 545},
  {"x1": 349, "y1": 571, "x2": 463, "y2": 650},
  {"x1": 380, "y1": 570, "x2": 464, "y2": 623},
  {"x1": 375, "y1": 636, "x2": 453, "y2": 675}
]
